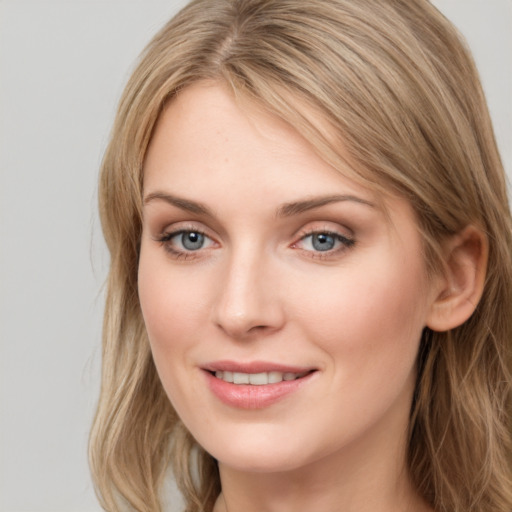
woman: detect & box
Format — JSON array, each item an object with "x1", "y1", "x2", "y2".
[{"x1": 89, "y1": 1, "x2": 512, "y2": 511}]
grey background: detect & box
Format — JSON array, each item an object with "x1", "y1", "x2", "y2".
[{"x1": 0, "y1": 1, "x2": 510, "y2": 511}]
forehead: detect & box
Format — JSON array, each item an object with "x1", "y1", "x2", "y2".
[
  {"x1": 147, "y1": 83, "x2": 320, "y2": 172},
  {"x1": 145, "y1": 82, "x2": 369, "y2": 197}
]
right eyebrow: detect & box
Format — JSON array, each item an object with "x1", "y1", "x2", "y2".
[{"x1": 143, "y1": 192, "x2": 212, "y2": 216}]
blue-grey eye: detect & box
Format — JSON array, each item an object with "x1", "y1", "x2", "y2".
[
  {"x1": 180, "y1": 231, "x2": 205, "y2": 250},
  {"x1": 311, "y1": 233, "x2": 336, "y2": 251},
  {"x1": 295, "y1": 231, "x2": 354, "y2": 254},
  {"x1": 159, "y1": 229, "x2": 215, "y2": 256}
]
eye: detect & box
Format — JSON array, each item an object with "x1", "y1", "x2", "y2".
[
  {"x1": 295, "y1": 230, "x2": 354, "y2": 254},
  {"x1": 176, "y1": 231, "x2": 207, "y2": 251},
  {"x1": 158, "y1": 229, "x2": 215, "y2": 255},
  {"x1": 308, "y1": 233, "x2": 336, "y2": 251}
]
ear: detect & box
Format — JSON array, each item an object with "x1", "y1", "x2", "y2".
[{"x1": 426, "y1": 225, "x2": 488, "y2": 332}]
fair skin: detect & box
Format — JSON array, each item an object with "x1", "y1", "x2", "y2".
[{"x1": 138, "y1": 82, "x2": 485, "y2": 512}]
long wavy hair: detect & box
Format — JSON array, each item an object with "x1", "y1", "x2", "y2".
[{"x1": 89, "y1": 1, "x2": 512, "y2": 511}]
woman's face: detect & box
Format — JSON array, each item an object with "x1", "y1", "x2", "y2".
[{"x1": 138, "y1": 82, "x2": 438, "y2": 474}]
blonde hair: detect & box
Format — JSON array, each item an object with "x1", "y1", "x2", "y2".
[{"x1": 90, "y1": 1, "x2": 512, "y2": 511}]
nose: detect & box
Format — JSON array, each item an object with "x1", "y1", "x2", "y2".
[{"x1": 212, "y1": 247, "x2": 285, "y2": 340}]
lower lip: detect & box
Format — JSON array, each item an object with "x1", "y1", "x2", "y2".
[{"x1": 204, "y1": 371, "x2": 316, "y2": 409}]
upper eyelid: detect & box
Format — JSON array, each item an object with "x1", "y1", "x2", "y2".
[
  {"x1": 294, "y1": 230, "x2": 354, "y2": 246},
  {"x1": 149, "y1": 217, "x2": 228, "y2": 242},
  {"x1": 156, "y1": 221, "x2": 213, "y2": 237},
  {"x1": 161, "y1": 226, "x2": 208, "y2": 236},
  {"x1": 293, "y1": 221, "x2": 354, "y2": 240},
  {"x1": 297, "y1": 226, "x2": 352, "y2": 237}
]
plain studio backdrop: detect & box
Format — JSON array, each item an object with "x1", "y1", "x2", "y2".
[{"x1": 0, "y1": 1, "x2": 510, "y2": 511}]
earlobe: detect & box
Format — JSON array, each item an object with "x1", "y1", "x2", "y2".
[{"x1": 426, "y1": 225, "x2": 488, "y2": 332}]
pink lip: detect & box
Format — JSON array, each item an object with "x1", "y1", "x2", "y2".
[
  {"x1": 202, "y1": 361, "x2": 317, "y2": 410},
  {"x1": 202, "y1": 360, "x2": 314, "y2": 373}
]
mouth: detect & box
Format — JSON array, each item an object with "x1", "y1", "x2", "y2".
[
  {"x1": 209, "y1": 370, "x2": 313, "y2": 385},
  {"x1": 202, "y1": 362, "x2": 317, "y2": 409}
]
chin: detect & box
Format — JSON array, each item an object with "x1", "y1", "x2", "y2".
[
  {"x1": 196, "y1": 426, "x2": 315, "y2": 474},
  {"x1": 217, "y1": 450, "x2": 305, "y2": 474}
]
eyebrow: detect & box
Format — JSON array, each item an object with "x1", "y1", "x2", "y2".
[
  {"x1": 276, "y1": 194, "x2": 375, "y2": 217},
  {"x1": 143, "y1": 191, "x2": 375, "y2": 217},
  {"x1": 143, "y1": 192, "x2": 212, "y2": 215}
]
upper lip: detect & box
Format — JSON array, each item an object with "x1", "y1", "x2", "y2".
[{"x1": 201, "y1": 360, "x2": 316, "y2": 374}]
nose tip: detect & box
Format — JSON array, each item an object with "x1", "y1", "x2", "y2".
[
  {"x1": 212, "y1": 257, "x2": 284, "y2": 340},
  {"x1": 215, "y1": 309, "x2": 277, "y2": 340},
  {"x1": 214, "y1": 287, "x2": 283, "y2": 339}
]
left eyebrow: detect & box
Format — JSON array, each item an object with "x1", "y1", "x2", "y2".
[{"x1": 276, "y1": 194, "x2": 375, "y2": 217}]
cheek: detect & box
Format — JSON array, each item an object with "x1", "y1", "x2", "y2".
[
  {"x1": 292, "y1": 252, "x2": 428, "y2": 374},
  {"x1": 137, "y1": 253, "x2": 211, "y2": 405},
  {"x1": 138, "y1": 252, "x2": 206, "y2": 348},
  {"x1": 138, "y1": 251, "x2": 211, "y2": 416},
  {"x1": 285, "y1": 258, "x2": 428, "y2": 447}
]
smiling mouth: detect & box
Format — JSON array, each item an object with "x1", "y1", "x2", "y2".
[
  {"x1": 211, "y1": 370, "x2": 314, "y2": 385},
  {"x1": 204, "y1": 366, "x2": 317, "y2": 408}
]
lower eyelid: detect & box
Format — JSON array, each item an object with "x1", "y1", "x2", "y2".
[{"x1": 301, "y1": 238, "x2": 354, "y2": 259}]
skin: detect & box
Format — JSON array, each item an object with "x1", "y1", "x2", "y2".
[{"x1": 138, "y1": 82, "x2": 439, "y2": 512}]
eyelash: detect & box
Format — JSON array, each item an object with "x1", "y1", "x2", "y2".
[
  {"x1": 292, "y1": 229, "x2": 355, "y2": 260},
  {"x1": 156, "y1": 228, "x2": 214, "y2": 260},
  {"x1": 155, "y1": 227, "x2": 355, "y2": 261}
]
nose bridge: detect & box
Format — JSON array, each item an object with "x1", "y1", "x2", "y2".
[{"x1": 213, "y1": 240, "x2": 283, "y2": 338}]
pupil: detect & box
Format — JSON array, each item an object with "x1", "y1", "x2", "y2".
[
  {"x1": 182, "y1": 232, "x2": 204, "y2": 250},
  {"x1": 312, "y1": 233, "x2": 335, "y2": 251}
]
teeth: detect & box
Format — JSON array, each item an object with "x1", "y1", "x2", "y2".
[
  {"x1": 249, "y1": 372, "x2": 268, "y2": 385},
  {"x1": 233, "y1": 372, "x2": 250, "y2": 384},
  {"x1": 214, "y1": 370, "x2": 308, "y2": 385},
  {"x1": 268, "y1": 371, "x2": 283, "y2": 384}
]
